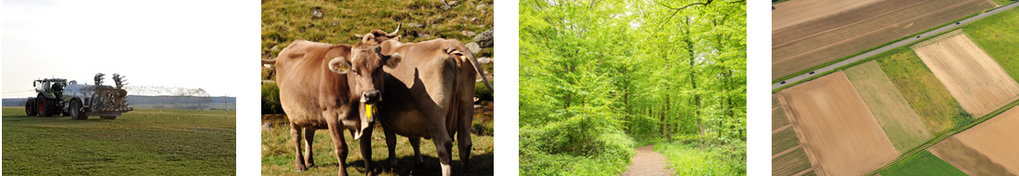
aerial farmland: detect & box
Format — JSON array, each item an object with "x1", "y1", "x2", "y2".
[
  {"x1": 772, "y1": 0, "x2": 995, "y2": 80},
  {"x1": 773, "y1": 0, "x2": 1019, "y2": 175},
  {"x1": 913, "y1": 32, "x2": 1019, "y2": 117}
]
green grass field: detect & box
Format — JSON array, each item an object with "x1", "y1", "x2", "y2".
[
  {"x1": 874, "y1": 48, "x2": 972, "y2": 136},
  {"x1": 991, "y1": 0, "x2": 1018, "y2": 5},
  {"x1": 261, "y1": 115, "x2": 494, "y2": 176},
  {"x1": 2, "y1": 107, "x2": 235, "y2": 175},
  {"x1": 773, "y1": 148, "x2": 812, "y2": 176},
  {"x1": 878, "y1": 150, "x2": 967, "y2": 176},
  {"x1": 772, "y1": 127, "x2": 800, "y2": 155},
  {"x1": 656, "y1": 141, "x2": 746, "y2": 176},
  {"x1": 845, "y1": 61, "x2": 933, "y2": 151},
  {"x1": 963, "y1": 7, "x2": 1019, "y2": 82}
]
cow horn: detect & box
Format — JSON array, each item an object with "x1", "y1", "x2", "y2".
[
  {"x1": 361, "y1": 33, "x2": 373, "y2": 42},
  {"x1": 386, "y1": 23, "x2": 401, "y2": 37}
]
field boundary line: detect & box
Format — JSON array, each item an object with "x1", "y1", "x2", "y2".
[
  {"x1": 791, "y1": 169, "x2": 813, "y2": 176},
  {"x1": 772, "y1": 145, "x2": 802, "y2": 159},
  {"x1": 772, "y1": 124, "x2": 792, "y2": 134}
]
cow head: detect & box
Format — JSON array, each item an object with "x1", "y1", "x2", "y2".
[
  {"x1": 355, "y1": 23, "x2": 401, "y2": 43},
  {"x1": 328, "y1": 31, "x2": 402, "y2": 139}
]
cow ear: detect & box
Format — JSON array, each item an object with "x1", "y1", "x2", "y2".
[
  {"x1": 328, "y1": 56, "x2": 351, "y2": 74},
  {"x1": 379, "y1": 39, "x2": 399, "y2": 55},
  {"x1": 384, "y1": 53, "x2": 401, "y2": 68}
]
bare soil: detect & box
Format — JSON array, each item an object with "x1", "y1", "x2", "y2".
[
  {"x1": 776, "y1": 72, "x2": 899, "y2": 175},
  {"x1": 772, "y1": 0, "x2": 882, "y2": 31},
  {"x1": 622, "y1": 145, "x2": 673, "y2": 176},
  {"x1": 930, "y1": 106, "x2": 1019, "y2": 175},
  {"x1": 772, "y1": 0, "x2": 994, "y2": 79},
  {"x1": 913, "y1": 32, "x2": 1019, "y2": 117}
]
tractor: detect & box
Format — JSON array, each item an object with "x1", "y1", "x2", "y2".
[{"x1": 24, "y1": 73, "x2": 134, "y2": 120}]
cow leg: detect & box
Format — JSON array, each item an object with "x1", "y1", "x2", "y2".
[
  {"x1": 458, "y1": 98, "x2": 474, "y2": 171},
  {"x1": 326, "y1": 120, "x2": 349, "y2": 176},
  {"x1": 432, "y1": 134, "x2": 453, "y2": 176},
  {"x1": 290, "y1": 123, "x2": 308, "y2": 171},
  {"x1": 304, "y1": 128, "x2": 316, "y2": 167},
  {"x1": 384, "y1": 126, "x2": 399, "y2": 167},
  {"x1": 409, "y1": 137, "x2": 424, "y2": 165},
  {"x1": 359, "y1": 126, "x2": 375, "y2": 176}
]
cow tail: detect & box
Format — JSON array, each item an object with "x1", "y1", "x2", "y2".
[{"x1": 466, "y1": 51, "x2": 493, "y2": 91}]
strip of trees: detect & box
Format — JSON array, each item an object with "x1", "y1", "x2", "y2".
[{"x1": 520, "y1": 0, "x2": 745, "y2": 174}]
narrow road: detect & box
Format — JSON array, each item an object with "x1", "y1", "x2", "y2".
[
  {"x1": 622, "y1": 145, "x2": 673, "y2": 176},
  {"x1": 773, "y1": 2, "x2": 1019, "y2": 90}
]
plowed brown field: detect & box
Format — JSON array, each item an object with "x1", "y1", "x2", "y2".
[
  {"x1": 772, "y1": 0, "x2": 881, "y2": 30},
  {"x1": 913, "y1": 32, "x2": 1019, "y2": 117},
  {"x1": 930, "y1": 106, "x2": 1019, "y2": 175},
  {"x1": 776, "y1": 72, "x2": 899, "y2": 175},
  {"x1": 772, "y1": 0, "x2": 995, "y2": 79}
]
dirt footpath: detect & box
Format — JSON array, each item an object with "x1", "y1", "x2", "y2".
[{"x1": 622, "y1": 145, "x2": 673, "y2": 176}]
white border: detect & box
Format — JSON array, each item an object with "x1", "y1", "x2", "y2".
[
  {"x1": 492, "y1": 0, "x2": 520, "y2": 175},
  {"x1": 747, "y1": 0, "x2": 772, "y2": 175}
]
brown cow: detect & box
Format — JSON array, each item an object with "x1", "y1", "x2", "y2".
[
  {"x1": 262, "y1": 28, "x2": 401, "y2": 176},
  {"x1": 374, "y1": 36, "x2": 493, "y2": 176}
]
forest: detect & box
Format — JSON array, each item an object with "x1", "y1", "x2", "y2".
[{"x1": 519, "y1": 0, "x2": 746, "y2": 175}]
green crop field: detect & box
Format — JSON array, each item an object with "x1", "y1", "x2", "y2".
[
  {"x1": 845, "y1": 61, "x2": 932, "y2": 151},
  {"x1": 772, "y1": 127, "x2": 800, "y2": 155},
  {"x1": 1, "y1": 107, "x2": 235, "y2": 175},
  {"x1": 260, "y1": 115, "x2": 494, "y2": 176},
  {"x1": 874, "y1": 48, "x2": 972, "y2": 136},
  {"x1": 773, "y1": 147, "x2": 812, "y2": 176},
  {"x1": 991, "y1": 0, "x2": 1018, "y2": 5},
  {"x1": 878, "y1": 150, "x2": 967, "y2": 176},
  {"x1": 963, "y1": 7, "x2": 1019, "y2": 82}
]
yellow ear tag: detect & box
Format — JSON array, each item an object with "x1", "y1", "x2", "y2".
[{"x1": 365, "y1": 104, "x2": 374, "y2": 121}]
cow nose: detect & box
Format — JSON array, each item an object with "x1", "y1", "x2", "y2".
[{"x1": 361, "y1": 90, "x2": 381, "y2": 103}]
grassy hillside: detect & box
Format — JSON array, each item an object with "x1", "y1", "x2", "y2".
[
  {"x1": 2, "y1": 107, "x2": 235, "y2": 175},
  {"x1": 260, "y1": 0, "x2": 496, "y2": 112},
  {"x1": 261, "y1": 0, "x2": 494, "y2": 80}
]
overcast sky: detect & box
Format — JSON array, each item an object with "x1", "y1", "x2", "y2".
[{"x1": 2, "y1": 0, "x2": 256, "y2": 98}]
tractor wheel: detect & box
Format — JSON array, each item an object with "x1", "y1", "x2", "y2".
[
  {"x1": 62, "y1": 106, "x2": 71, "y2": 116},
  {"x1": 70, "y1": 100, "x2": 87, "y2": 120},
  {"x1": 100, "y1": 116, "x2": 117, "y2": 120},
  {"x1": 25, "y1": 98, "x2": 37, "y2": 116},
  {"x1": 36, "y1": 94, "x2": 50, "y2": 117}
]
